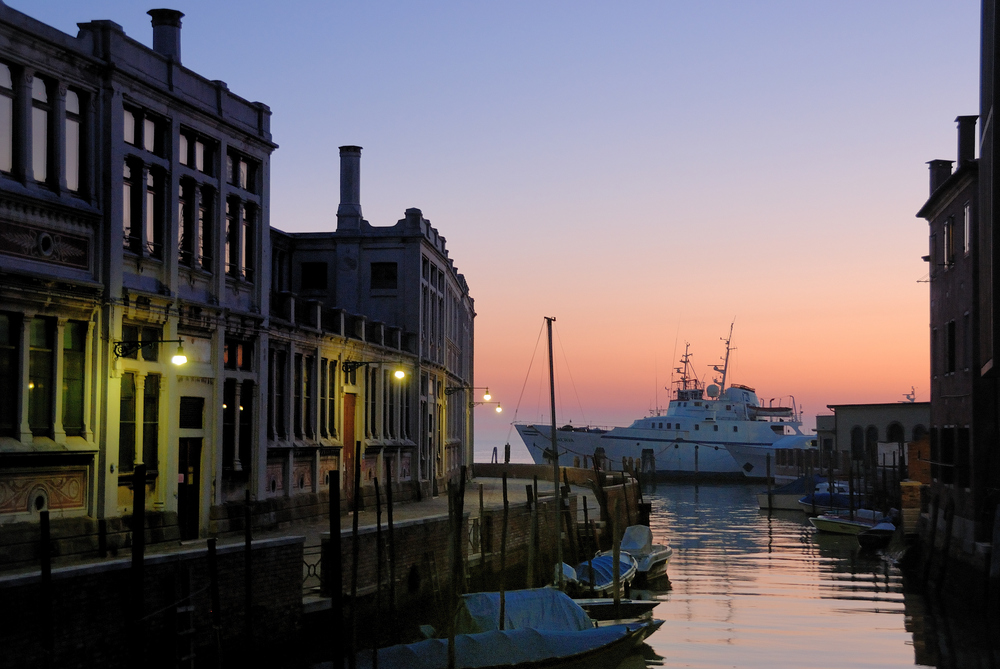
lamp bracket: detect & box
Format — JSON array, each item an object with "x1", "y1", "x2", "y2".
[{"x1": 113, "y1": 338, "x2": 183, "y2": 360}]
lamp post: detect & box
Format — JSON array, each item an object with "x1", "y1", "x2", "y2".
[{"x1": 113, "y1": 338, "x2": 187, "y2": 365}]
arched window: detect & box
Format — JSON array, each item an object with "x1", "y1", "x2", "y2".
[
  {"x1": 886, "y1": 423, "x2": 905, "y2": 443},
  {"x1": 850, "y1": 426, "x2": 864, "y2": 460},
  {"x1": 865, "y1": 426, "x2": 879, "y2": 467}
]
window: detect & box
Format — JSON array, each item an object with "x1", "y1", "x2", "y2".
[
  {"x1": 964, "y1": 203, "x2": 971, "y2": 256},
  {"x1": 31, "y1": 76, "x2": 50, "y2": 183},
  {"x1": 294, "y1": 353, "x2": 303, "y2": 438},
  {"x1": 29, "y1": 317, "x2": 54, "y2": 436},
  {"x1": 226, "y1": 199, "x2": 238, "y2": 277},
  {"x1": 944, "y1": 217, "x2": 955, "y2": 267},
  {"x1": 124, "y1": 109, "x2": 137, "y2": 146},
  {"x1": 227, "y1": 151, "x2": 258, "y2": 193},
  {"x1": 62, "y1": 321, "x2": 86, "y2": 437},
  {"x1": 238, "y1": 380, "x2": 253, "y2": 468},
  {"x1": 123, "y1": 161, "x2": 141, "y2": 253},
  {"x1": 198, "y1": 187, "x2": 214, "y2": 271},
  {"x1": 275, "y1": 350, "x2": 286, "y2": 438},
  {"x1": 0, "y1": 313, "x2": 18, "y2": 437},
  {"x1": 327, "y1": 360, "x2": 337, "y2": 438},
  {"x1": 65, "y1": 90, "x2": 81, "y2": 192},
  {"x1": 146, "y1": 170, "x2": 164, "y2": 258},
  {"x1": 371, "y1": 262, "x2": 398, "y2": 290},
  {"x1": 179, "y1": 397, "x2": 204, "y2": 430},
  {"x1": 178, "y1": 179, "x2": 194, "y2": 266},
  {"x1": 305, "y1": 355, "x2": 315, "y2": 439},
  {"x1": 224, "y1": 338, "x2": 253, "y2": 371},
  {"x1": 0, "y1": 63, "x2": 12, "y2": 173},
  {"x1": 119, "y1": 372, "x2": 136, "y2": 470},
  {"x1": 143, "y1": 374, "x2": 160, "y2": 469},
  {"x1": 125, "y1": 107, "x2": 164, "y2": 157},
  {"x1": 223, "y1": 379, "x2": 236, "y2": 467},
  {"x1": 120, "y1": 325, "x2": 161, "y2": 361},
  {"x1": 242, "y1": 204, "x2": 256, "y2": 282},
  {"x1": 319, "y1": 359, "x2": 328, "y2": 438},
  {"x1": 301, "y1": 262, "x2": 328, "y2": 291}
]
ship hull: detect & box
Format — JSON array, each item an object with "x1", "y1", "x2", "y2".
[{"x1": 516, "y1": 424, "x2": 753, "y2": 480}]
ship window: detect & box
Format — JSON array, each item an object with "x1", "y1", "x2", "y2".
[
  {"x1": 733, "y1": 426, "x2": 738, "y2": 432},
  {"x1": 659, "y1": 422, "x2": 663, "y2": 429},
  {"x1": 726, "y1": 405, "x2": 731, "y2": 410},
  {"x1": 714, "y1": 425, "x2": 719, "y2": 431},
  {"x1": 695, "y1": 402, "x2": 702, "y2": 406},
  {"x1": 695, "y1": 424, "x2": 700, "y2": 431}
]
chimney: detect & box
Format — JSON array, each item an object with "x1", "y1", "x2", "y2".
[
  {"x1": 147, "y1": 9, "x2": 183, "y2": 63},
  {"x1": 927, "y1": 160, "x2": 954, "y2": 195},
  {"x1": 956, "y1": 115, "x2": 978, "y2": 166},
  {"x1": 337, "y1": 146, "x2": 363, "y2": 230}
]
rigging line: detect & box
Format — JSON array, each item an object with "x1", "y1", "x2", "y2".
[
  {"x1": 505, "y1": 318, "x2": 547, "y2": 443},
  {"x1": 553, "y1": 324, "x2": 588, "y2": 427}
]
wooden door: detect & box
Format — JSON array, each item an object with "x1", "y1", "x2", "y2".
[
  {"x1": 178, "y1": 438, "x2": 202, "y2": 540},
  {"x1": 343, "y1": 393, "x2": 356, "y2": 502}
]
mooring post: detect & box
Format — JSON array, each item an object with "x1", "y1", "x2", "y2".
[
  {"x1": 131, "y1": 463, "x2": 146, "y2": 669},
  {"x1": 766, "y1": 453, "x2": 773, "y2": 512},
  {"x1": 330, "y1": 475, "x2": 344, "y2": 669},
  {"x1": 374, "y1": 477, "x2": 383, "y2": 667},
  {"x1": 40, "y1": 509, "x2": 52, "y2": 657},
  {"x1": 526, "y1": 484, "x2": 536, "y2": 588},
  {"x1": 499, "y1": 472, "x2": 509, "y2": 630},
  {"x1": 349, "y1": 440, "x2": 362, "y2": 669},
  {"x1": 244, "y1": 488, "x2": 253, "y2": 656},
  {"x1": 207, "y1": 538, "x2": 222, "y2": 668},
  {"x1": 612, "y1": 500, "x2": 621, "y2": 620},
  {"x1": 386, "y1": 466, "x2": 397, "y2": 632}
]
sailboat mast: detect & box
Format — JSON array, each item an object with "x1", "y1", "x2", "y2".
[{"x1": 545, "y1": 316, "x2": 563, "y2": 586}]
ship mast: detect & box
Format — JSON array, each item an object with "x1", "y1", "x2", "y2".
[{"x1": 712, "y1": 322, "x2": 735, "y2": 391}]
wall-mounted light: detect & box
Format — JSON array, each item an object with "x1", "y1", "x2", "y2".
[
  {"x1": 114, "y1": 338, "x2": 187, "y2": 365},
  {"x1": 342, "y1": 359, "x2": 408, "y2": 380},
  {"x1": 472, "y1": 400, "x2": 502, "y2": 413},
  {"x1": 446, "y1": 385, "x2": 492, "y2": 402}
]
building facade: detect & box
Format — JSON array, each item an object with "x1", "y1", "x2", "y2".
[
  {"x1": 0, "y1": 4, "x2": 474, "y2": 558},
  {"x1": 816, "y1": 402, "x2": 929, "y2": 468}
]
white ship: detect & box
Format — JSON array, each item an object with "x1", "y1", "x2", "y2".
[{"x1": 515, "y1": 328, "x2": 816, "y2": 480}]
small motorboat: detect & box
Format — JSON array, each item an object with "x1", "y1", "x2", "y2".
[
  {"x1": 797, "y1": 490, "x2": 866, "y2": 515},
  {"x1": 574, "y1": 597, "x2": 659, "y2": 621},
  {"x1": 358, "y1": 588, "x2": 663, "y2": 669},
  {"x1": 808, "y1": 509, "x2": 884, "y2": 535},
  {"x1": 857, "y1": 520, "x2": 897, "y2": 550},
  {"x1": 758, "y1": 476, "x2": 841, "y2": 511},
  {"x1": 565, "y1": 553, "x2": 638, "y2": 597},
  {"x1": 605, "y1": 525, "x2": 672, "y2": 583}
]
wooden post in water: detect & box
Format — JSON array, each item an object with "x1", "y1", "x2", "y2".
[
  {"x1": 386, "y1": 465, "x2": 397, "y2": 635},
  {"x1": 39, "y1": 509, "x2": 52, "y2": 658},
  {"x1": 499, "y1": 473, "x2": 509, "y2": 630},
  {"x1": 526, "y1": 485, "x2": 535, "y2": 588},
  {"x1": 766, "y1": 453, "x2": 773, "y2": 512},
  {"x1": 349, "y1": 440, "x2": 363, "y2": 669},
  {"x1": 545, "y1": 317, "x2": 563, "y2": 587},
  {"x1": 478, "y1": 483, "x2": 485, "y2": 562},
  {"x1": 848, "y1": 460, "x2": 855, "y2": 521},
  {"x1": 130, "y1": 463, "x2": 146, "y2": 669},
  {"x1": 374, "y1": 477, "x2": 383, "y2": 663},
  {"x1": 612, "y1": 500, "x2": 621, "y2": 620},
  {"x1": 208, "y1": 537, "x2": 222, "y2": 668},
  {"x1": 329, "y1": 477, "x2": 344, "y2": 669},
  {"x1": 244, "y1": 488, "x2": 253, "y2": 657}
]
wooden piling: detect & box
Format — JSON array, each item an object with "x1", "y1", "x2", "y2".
[
  {"x1": 766, "y1": 454, "x2": 773, "y2": 512},
  {"x1": 499, "y1": 473, "x2": 509, "y2": 630},
  {"x1": 40, "y1": 509, "x2": 52, "y2": 657},
  {"x1": 386, "y1": 466, "x2": 397, "y2": 632},
  {"x1": 131, "y1": 463, "x2": 146, "y2": 669},
  {"x1": 244, "y1": 488, "x2": 253, "y2": 656},
  {"x1": 526, "y1": 485, "x2": 536, "y2": 589},
  {"x1": 374, "y1": 477, "x2": 383, "y2": 666},
  {"x1": 207, "y1": 537, "x2": 222, "y2": 668},
  {"x1": 612, "y1": 501, "x2": 621, "y2": 620},
  {"x1": 349, "y1": 440, "x2": 362, "y2": 669}
]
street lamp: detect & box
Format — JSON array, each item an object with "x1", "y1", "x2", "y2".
[
  {"x1": 113, "y1": 338, "x2": 187, "y2": 365},
  {"x1": 341, "y1": 359, "x2": 408, "y2": 379},
  {"x1": 445, "y1": 385, "x2": 493, "y2": 402}
]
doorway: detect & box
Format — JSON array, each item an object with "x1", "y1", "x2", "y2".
[
  {"x1": 178, "y1": 438, "x2": 202, "y2": 540},
  {"x1": 343, "y1": 393, "x2": 356, "y2": 502}
]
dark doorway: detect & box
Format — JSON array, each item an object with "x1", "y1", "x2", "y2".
[{"x1": 178, "y1": 437, "x2": 202, "y2": 540}]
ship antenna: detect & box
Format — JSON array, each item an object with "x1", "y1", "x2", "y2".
[{"x1": 712, "y1": 321, "x2": 735, "y2": 391}]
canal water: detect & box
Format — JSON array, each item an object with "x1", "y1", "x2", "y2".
[{"x1": 628, "y1": 482, "x2": 998, "y2": 669}]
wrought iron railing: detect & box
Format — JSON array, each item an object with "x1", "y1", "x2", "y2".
[{"x1": 302, "y1": 545, "x2": 324, "y2": 595}]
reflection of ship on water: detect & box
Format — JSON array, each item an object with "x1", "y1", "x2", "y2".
[{"x1": 516, "y1": 327, "x2": 816, "y2": 480}]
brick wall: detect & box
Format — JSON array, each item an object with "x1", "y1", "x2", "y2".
[{"x1": 0, "y1": 537, "x2": 303, "y2": 669}]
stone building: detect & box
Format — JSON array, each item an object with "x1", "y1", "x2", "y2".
[
  {"x1": 0, "y1": 4, "x2": 474, "y2": 560},
  {"x1": 815, "y1": 402, "x2": 929, "y2": 468}
]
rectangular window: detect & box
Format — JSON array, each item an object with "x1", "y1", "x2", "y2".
[
  {"x1": 143, "y1": 117, "x2": 157, "y2": 154},
  {"x1": 239, "y1": 380, "x2": 253, "y2": 468},
  {"x1": 294, "y1": 353, "x2": 303, "y2": 438},
  {"x1": 179, "y1": 396, "x2": 204, "y2": 430},
  {"x1": 944, "y1": 217, "x2": 955, "y2": 267},
  {"x1": 0, "y1": 313, "x2": 19, "y2": 437},
  {"x1": 124, "y1": 109, "x2": 137, "y2": 146},
  {"x1": 146, "y1": 170, "x2": 164, "y2": 258},
  {"x1": 327, "y1": 361, "x2": 336, "y2": 438},
  {"x1": 226, "y1": 199, "x2": 238, "y2": 277},
  {"x1": 123, "y1": 161, "x2": 141, "y2": 253},
  {"x1": 301, "y1": 262, "x2": 328, "y2": 291},
  {"x1": 119, "y1": 372, "x2": 136, "y2": 471},
  {"x1": 371, "y1": 262, "x2": 398, "y2": 290},
  {"x1": 65, "y1": 90, "x2": 81, "y2": 192},
  {"x1": 141, "y1": 326, "x2": 161, "y2": 362},
  {"x1": 223, "y1": 379, "x2": 236, "y2": 468},
  {"x1": 305, "y1": 355, "x2": 314, "y2": 439},
  {"x1": 0, "y1": 63, "x2": 12, "y2": 173},
  {"x1": 402, "y1": 374, "x2": 410, "y2": 439},
  {"x1": 31, "y1": 77, "x2": 49, "y2": 183},
  {"x1": 964, "y1": 203, "x2": 971, "y2": 256},
  {"x1": 319, "y1": 359, "x2": 328, "y2": 438},
  {"x1": 62, "y1": 321, "x2": 86, "y2": 437},
  {"x1": 143, "y1": 374, "x2": 160, "y2": 469},
  {"x1": 387, "y1": 369, "x2": 396, "y2": 439},
  {"x1": 383, "y1": 369, "x2": 390, "y2": 438},
  {"x1": 178, "y1": 180, "x2": 194, "y2": 266},
  {"x1": 195, "y1": 140, "x2": 206, "y2": 173},
  {"x1": 242, "y1": 204, "x2": 255, "y2": 283},
  {"x1": 198, "y1": 187, "x2": 214, "y2": 271},
  {"x1": 178, "y1": 132, "x2": 188, "y2": 166},
  {"x1": 276, "y1": 350, "x2": 286, "y2": 438},
  {"x1": 29, "y1": 317, "x2": 53, "y2": 436}
]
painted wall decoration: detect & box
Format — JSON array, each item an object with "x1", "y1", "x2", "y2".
[
  {"x1": 399, "y1": 453, "x2": 412, "y2": 481},
  {"x1": 0, "y1": 469, "x2": 88, "y2": 514},
  {"x1": 266, "y1": 461, "x2": 284, "y2": 496},
  {"x1": 0, "y1": 221, "x2": 89, "y2": 270}
]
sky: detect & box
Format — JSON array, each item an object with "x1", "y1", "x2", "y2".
[{"x1": 17, "y1": 1, "x2": 981, "y2": 462}]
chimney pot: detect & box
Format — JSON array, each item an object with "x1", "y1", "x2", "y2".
[
  {"x1": 337, "y1": 146, "x2": 363, "y2": 230},
  {"x1": 927, "y1": 160, "x2": 954, "y2": 195},
  {"x1": 956, "y1": 115, "x2": 978, "y2": 166},
  {"x1": 148, "y1": 9, "x2": 183, "y2": 63}
]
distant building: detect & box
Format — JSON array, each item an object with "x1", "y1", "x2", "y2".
[
  {"x1": 0, "y1": 5, "x2": 474, "y2": 561},
  {"x1": 816, "y1": 402, "x2": 929, "y2": 469}
]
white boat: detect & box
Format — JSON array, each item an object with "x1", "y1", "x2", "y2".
[
  {"x1": 757, "y1": 478, "x2": 849, "y2": 511},
  {"x1": 808, "y1": 510, "x2": 884, "y2": 535},
  {"x1": 516, "y1": 326, "x2": 816, "y2": 479},
  {"x1": 565, "y1": 553, "x2": 639, "y2": 597},
  {"x1": 600, "y1": 525, "x2": 672, "y2": 583}
]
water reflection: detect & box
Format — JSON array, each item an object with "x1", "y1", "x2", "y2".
[{"x1": 613, "y1": 482, "x2": 997, "y2": 668}]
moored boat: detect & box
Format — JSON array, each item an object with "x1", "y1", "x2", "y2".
[
  {"x1": 599, "y1": 525, "x2": 672, "y2": 583},
  {"x1": 857, "y1": 520, "x2": 897, "y2": 550},
  {"x1": 757, "y1": 475, "x2": 830, "y2": 510},
  {"x1": 808, "y1": 509, "x2": 885, "y2": 535},
  {"x1": 566, "y1": 553, "x2": 638, "y2": 597},
  {"x1": 516, "y1": 325, "x2": 816, "y2": 480}
]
